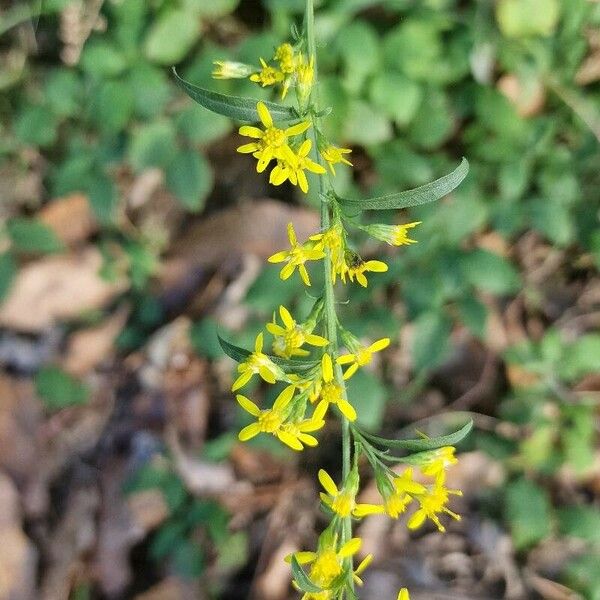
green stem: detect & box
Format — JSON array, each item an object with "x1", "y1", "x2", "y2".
[{"x1": 305, "y1": 0, "x2": 354, "y2": 589}]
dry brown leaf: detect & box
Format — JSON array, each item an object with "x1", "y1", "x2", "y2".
[
  {"x1": 497, "y1": 74, "x2": 546, "y2": 117},
  {"x1": 0, "y1": 473, "x2": 37, "y2": 600},
  {"x1": 0, "y1": 376, "x2": 42, "y2": 481},
  {"x1": 62, "y1": 304, "x2": 130, "y2": 375},
  {"x1": 0, "y1": 247, "x2": 127, "y2": 332},
  {"x1": 160, "y1": 199, "x2": 319, "y2": 289},
  {"x1": 127, "y1": 489, "x2": 169, "y2": 532},
  {"x1": 39, "y1": 194, "x2": 97, "y2": 246}
]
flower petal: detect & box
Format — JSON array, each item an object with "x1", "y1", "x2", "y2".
[
  {"x1": 339, "y1": 537, "x2": 362, "y2": 558},
  {"x1": 236, "y1": 395, "x2": 261, "y2": 417},
  {"x1": 369, "y1": 338, "x2": 390, "y2": 352},
  {"x1": 285, "y1": 120, "x2": 311, "y2": 136},
  {"x1": 257, "y1": 101, "x2": 272, "y2": 128},
  {"x1": 238, "y1": 422, "x2": 261, "y2": 441},
  {"x1": 277, "y1": 430, "x2": 303, "y2": 450},
  {"x1": 239, "y1": 126, "x2": 263, "y2": 139},
  {"x1": 338, "y1": 398, "x2": 357, "y2": 421},
  {"x1": 321, "y1": 353, "x2": 334, "y2": 383},
  {"x1": 279, "y1": 305, "x2": 294, "y2": 328},
  {"x1": 318, "y1": 469, "x2": 339, "y2": 496}
]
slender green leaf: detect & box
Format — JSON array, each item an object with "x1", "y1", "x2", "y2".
[
  {"x1": 217, "y1": 334, "x2": 317, "y2": 372},
  {"x1": 172, "y1": 68, "x2": 297, "y2": 122},
  {"x1": 339, "y1": 158, "x2": 469, "y2": 211},
  {"x1": 361, "y1": 419, "x2": 473, "y2": 452},
  {"x1": 291, "y1": 556, "x2": 322, "y2": 594}
]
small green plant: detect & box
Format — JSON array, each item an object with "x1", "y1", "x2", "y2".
[{"x1": 175, "y1": 1, "x2": 472, "y2": 597}]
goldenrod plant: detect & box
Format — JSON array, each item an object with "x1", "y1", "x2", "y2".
[{"x1": 174, "y1": 1, "x2": 472, "y2": 597}]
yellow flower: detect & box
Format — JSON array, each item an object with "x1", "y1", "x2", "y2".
[
  {"x1": 237, "y1": 102, "x2": 310, "y2": 173},
  {"x1": 212, "y1": 60, "x2": 253, "y2": 79},
  {"x1": 293, "y1": 537, "x2": 362, "y2": 590},
  {"x1": 343, "y1": 255, "x2": 388, "y2": 287},
  {"x1": 320, "y1": 144, "x2": 353, "y2": 175},
  {"x1": 337, "y1": 337, "x2": 390, "y2": 379},
  {"x1": 296, "y1": 53, "x2": 315, "y2": 105},
  {"x1": 270, "y1": 139, "x2": 326, "y2": 193},
  {"x1": 310, "y1": 224, "x2": 347, "y2": 283},
  {"x1": 268, "y1": 222, "x2": 325, "y2": 286},
  {"x1": 398, "y1": 588, "x2": 410, "y2": 600},
  {"x1": 353, "y1": 468, "x2": 426, "y2": 519},
  {"x1": 281, "y1": 401, "x2": 327, "y2": 449},
  {"x1": 249, "y1": 57, "x2": 284, "y2": 87},
  {"x1": 318, "y1": 469, "x2": 358, "y2": 518},
  {"x1": 237, "y1": 385, "x2": 312, "y2": 450},
  {"x1": 317, "y1": 353, "x2": 357, "y2": 421},
  {"x1": 362, "y1": 222, "x2": 421, "y2": 246},
  {"x1": 231, "y1": 332, "x2": 283, "y2": 391},
  {"x1": 407, "y1": 477, "x2": 463, "y2": 533},
  {"x1": 274, "y1": 43, "x2": 295, "y2": 74},
  {"x1": 266, "y1": 305, "x2": 329, "y2": 358},
  {"x1": 419, "y1": 446, "x2": 458, "y2": 479}
]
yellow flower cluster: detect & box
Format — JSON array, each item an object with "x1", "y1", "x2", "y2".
[
  {"x1": 237, "y1": 102, "x2": 326, "y2": 193},
  {"x1": 355, "y1": 447, "x2": 462, "y2": 533},
  {"x1": 289, "y1": 533, "x2": 371, "y2": 599}
]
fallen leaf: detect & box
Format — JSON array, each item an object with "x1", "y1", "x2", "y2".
[
  {"x1": 0, "y1": 473, "x2": 37, "y2": 600},
  {"x1": 39, "y1": 194, "x2": 97, "y2": 246},
  {"x1": 62, "y1": 304, "x2": 130, "y2": 376},
  {"x1": 0, "y1": 247, "x2": 127, "y2": 332}
]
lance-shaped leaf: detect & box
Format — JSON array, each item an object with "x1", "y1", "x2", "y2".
[
  {"x1": 360, "y1": 419, "x2": 473, "y2": 452},
  {"x1": 339, "y1": 157, "x2": 469, "y2": 211},
  {"x1": 217, "y1": 334, "x2": 318, "y2": 373},
  {"x1": 291, "y1": 556, "x2": 322, "y2": 593},
  {"x1": 172, "y1": 68, "x2": 298, "y2": 123}
]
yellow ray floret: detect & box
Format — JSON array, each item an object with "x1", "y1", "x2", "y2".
[
  {"x1": 320, "y1": 144, "x2": 353, "y2": 175},
  {"x1": 237, "y1": 102, "x2": 310, "y2": 173},
  {"x1": 268, "y1": 222, "x2": 325, "y2": 286},
  {"x1": 337, "y1": 337, "x2": 390, "y2": 379},
  {"x1": 267, "y1": 304, "x2": 328, "y2": 358},
  {"x1": 231, "y1": 332, "x2": 284, "y2": 391},
  {"x1": 398, "y1": 588, "x2": 410, "y2": 600}
]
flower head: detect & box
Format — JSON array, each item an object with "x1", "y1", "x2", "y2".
[
  {"x1": 337, "y1": 337, "x2": 390, "y2": 379},
  {"x1": 237, "y1": 385, "x2": 316, "y2": 450},
  {"x1": 268, "y1": 222, "x2": 325, "y2": 286},
  {"x1": 343, "y1": 253, "x2": 388, "y2": 287},
  {"x1": 267, "y1": 305, "x2": 328, "y2": 358},
  {"x1": 296, "y1": 53, "x2": 315, "y2": 105},
  {"x1": 274, "y1": 43, "x2": 296, "y2": 74},
  {"x1": 362, "y1": 222, "x2": 421, "y2": 246},
  {"x1": 320, "y1": 144, "x2": 353, "y2": 175},
  {"x1": 270, "y1": 139, "x2": 326, "y2": 192},
  {"x1": 318, "y1": 468, "x2": 359, "y2": 518},
  {"x1": 237, "y1": 102, "x2": 310, "y2": 173},
  {"x1": 407, "y1": 476, "x2": 463, "y2": 533},
  {"x1": 316, "y1": 353, "x2": 357, "y2": 421},
  {"x1": 231, "y1": 332, "x2": 284, "y2": 391},
  {"x1": 212, "y1": 60, "x2": 254, "y2": 79},
  {"x1": 291, "y1": 536, "x2": 362, "y2": 590},
  {"x1": 419, "y1": 446, "x2": 458, "y2": 478},
  {"x1": 353, "y1": 468, "x2": 426, "y2": 519},
  {"x1": 250, "y1": 57, "x2": 284, "y2": 87}
]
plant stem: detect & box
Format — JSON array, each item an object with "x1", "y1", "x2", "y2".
[{"x1": 305, "y1": 0, "x2": 354, "y2": 587}]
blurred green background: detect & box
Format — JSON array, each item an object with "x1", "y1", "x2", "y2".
[{"x1": 1, "y1": 0, "x2": 600, "y2": 599}]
